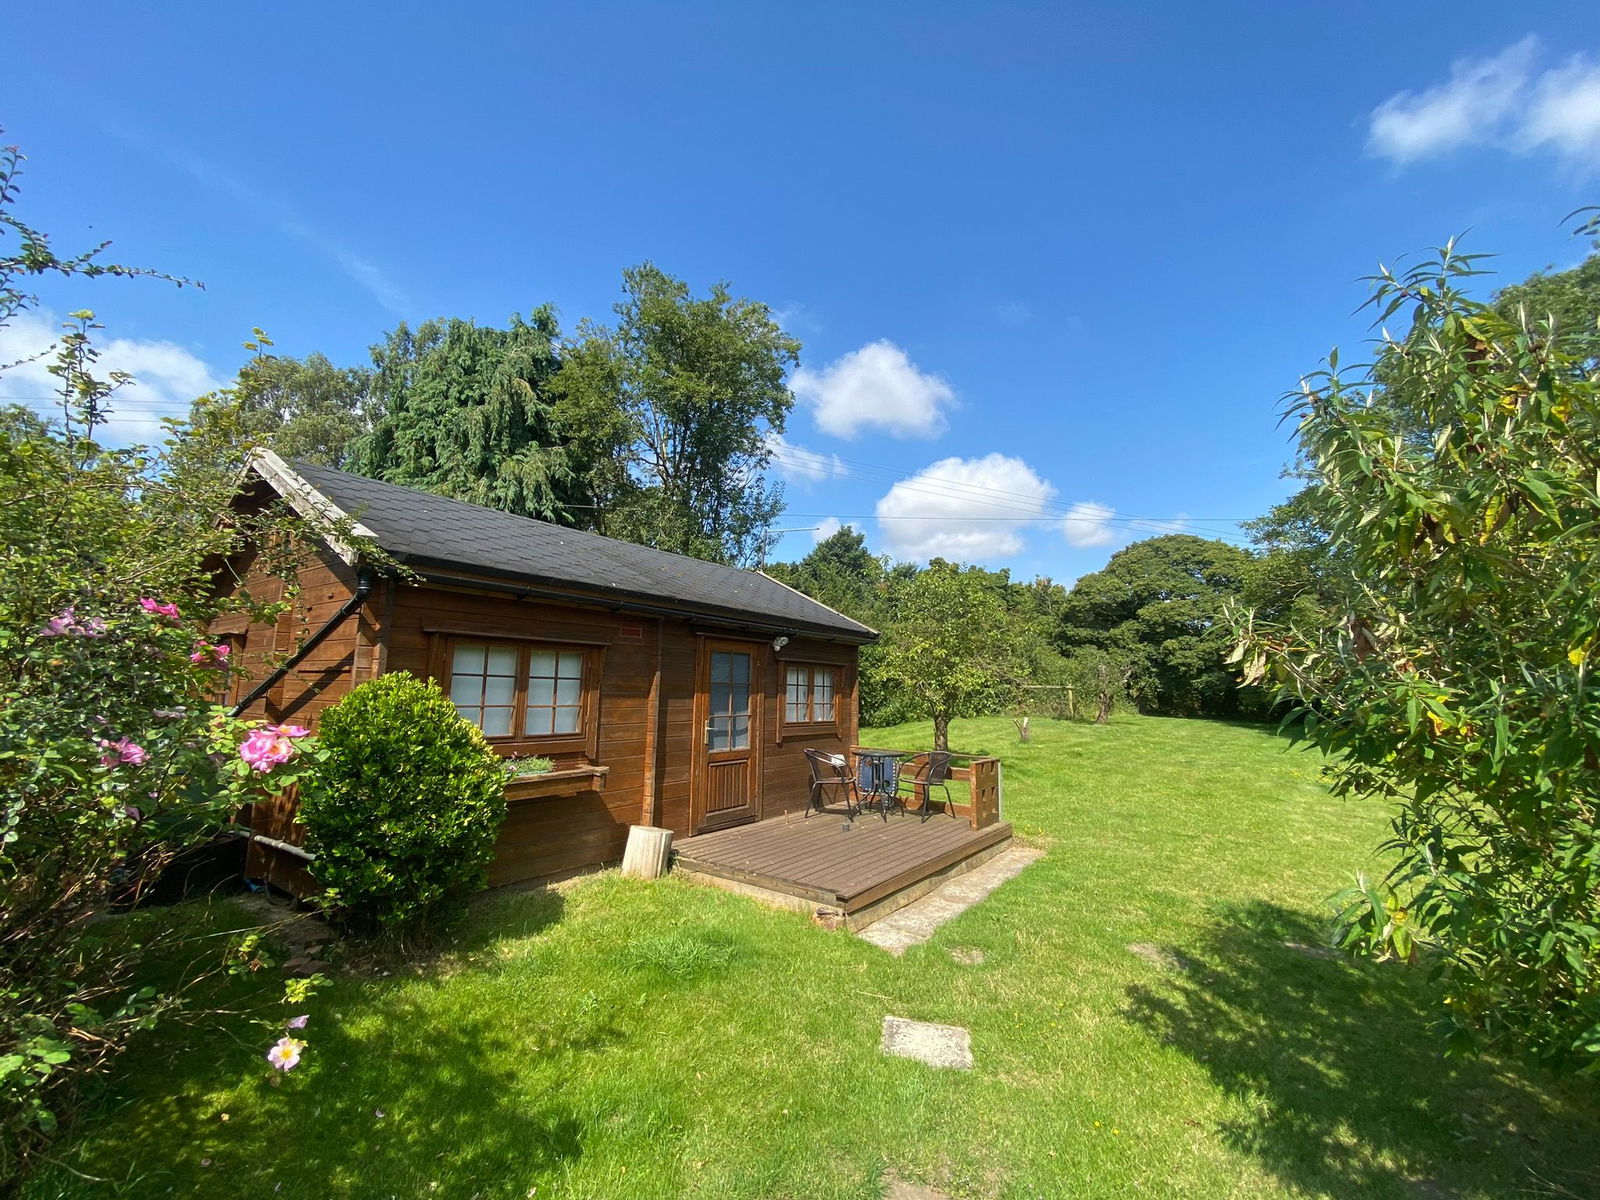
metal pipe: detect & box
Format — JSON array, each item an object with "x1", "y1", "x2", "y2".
[
  {"x1": 231, "y1": 565, "x2": 376, "y2": 716},
  {"x1": 223, "y1": 827, "x2": 316, "y2": 863}
]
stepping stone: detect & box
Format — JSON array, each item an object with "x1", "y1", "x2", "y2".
[
  {"x1": 1282, "y1": 940, "x2": 1339, "y2": 961},
  {"x1": 883, "y1": 1172, "x2": 953, "y2": 1200},
  {"x1": 881, "y1": 1015, "x2": 973, "y2": 1070},
  {"x1": 857, "y1": 846, "x2": 1044, "y2": 955},
  {"x1": 1126, "y1": 942, "x2": 1189, "y2": 972}
]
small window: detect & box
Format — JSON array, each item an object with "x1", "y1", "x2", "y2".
[
  {"x1": 445, "y1": 638, "x2": 593, "y2": 742},
  {"x1": 784, "y1": 664, "x2": 839, "y2": 726}
]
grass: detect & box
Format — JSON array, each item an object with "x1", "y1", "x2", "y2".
[{"x1": 23, "y1": 716, "x2": 1600, "y2": 1199}]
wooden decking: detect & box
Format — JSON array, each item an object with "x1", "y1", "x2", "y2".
[{"x1": 673, "y1": 807, "x2": 1014, "y2": 927}]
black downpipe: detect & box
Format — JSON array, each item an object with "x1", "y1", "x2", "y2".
[{"x1": 230, "y1": 566, "x2": 376, "y2": 717}]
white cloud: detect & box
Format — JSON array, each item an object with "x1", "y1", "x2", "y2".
[
  {"x1": 812, "y1": 516, "x2": 854, "y2": 544},
  {"x1": 0, "y1": 309, "x2": 225, "y2": 448},
  {"x1": 1060, "y1": 501, "x2": 1117, "y2": 548},
  {"x1": 765, "y1": 432, "x2": 846, "y2": 482},
  {"x1": 1368, "y1": 38, "x2": 1600, "y2": 169},
  {"x1": 1368, "y1": 38, "x2": 1534, "y2": 162},
  {"x1": 1524, "y1": 56, "x2": 1600, "y2": 161},
  {"x1": 791, "y1": 340, "x2": 955, "y2": 439},
  {"x1": 875, "y1": 453, "x2": 1055, "y2": 562}
]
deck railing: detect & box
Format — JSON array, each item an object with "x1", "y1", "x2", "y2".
[{"x1": 849, "y1": 747, "x2": 1004, "y2": 830}]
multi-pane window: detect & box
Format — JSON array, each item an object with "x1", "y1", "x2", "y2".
[
  {"x1": 784, "y1": 664, "x2": 837, "y2": 725},
  {"x1": 448, "y1": 640, "x2": 588, "y2": 740},
  {"x1": 524, "y1": 648, "x2": 584, "y2": 735},
  {"x1": 708, "y1": 650, "x2": 752, "y2": 751}
]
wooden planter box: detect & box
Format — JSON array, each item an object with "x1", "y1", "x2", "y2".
[{"x1": 503, "y1": 765, "x2": 609, "y2": 804}]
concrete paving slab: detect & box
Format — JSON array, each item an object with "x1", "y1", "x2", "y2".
[
  {"x1": 857, "y1": 845, "x2": 1044, "y2": 954},
  {"x1": 883, "y1": 1172, "x2": 954, "y2": 1199},
  {"x1": 880, "y1": 1015, "x2": 973, "y2": 1069}
]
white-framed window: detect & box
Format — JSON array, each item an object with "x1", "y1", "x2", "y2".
[
  {"x1": 446, "y1": 639, "x2": 591, "y2": 741},
  {"x1": 784, "y1": 663, "x2": 838, "y2": 726}
]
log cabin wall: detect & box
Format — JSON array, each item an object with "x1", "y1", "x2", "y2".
[
  {"x1": 760, "y1": 635, "x2": 858, "y2": 819},
  {"x1": 222, "y1": 562, "x2": 865, "y2": 893},
  {"x1": 214, "y1": 540, "x2": 379, "y2": 893}
]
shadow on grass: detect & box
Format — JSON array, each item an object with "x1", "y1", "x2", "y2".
[
  {"x1": 33, "y1": 890, "x2": 598, "y2": 1198},
  {"x1": 1123, "y1": 902, "x2": 1600, "y2": 1200}
]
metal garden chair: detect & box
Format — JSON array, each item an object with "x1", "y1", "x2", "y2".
[
  {"x1": 900, "y1": 750, "x2": 956, "y2": 822},
  {"x1": 803, "y1": 748, "x2": 860, "y2": 819}
]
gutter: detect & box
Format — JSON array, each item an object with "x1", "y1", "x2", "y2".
[{"x1": 230, "y1": 565, "x2": 377, "y2": 716}]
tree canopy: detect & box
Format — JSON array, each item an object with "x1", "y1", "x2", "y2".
[
  {"x1": 350, "y1": 309, "x2": 579, "y2": 521},
  {"x1": 1056, "y1": 534, "x2": 1257, "y2": 717},
  {"x1": 552, "y1": 263, "x2": 798, "y2": 566},
  {"x1": 187, "y1": 339, "x2": 373, "y2": 468},
  {"x1": 871, "y1": 561, "x2": 1033, "y2": 751}
]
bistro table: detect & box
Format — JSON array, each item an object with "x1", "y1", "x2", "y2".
[{"x1": 852, "y1": 749, "x2": 913, "y2": 820}]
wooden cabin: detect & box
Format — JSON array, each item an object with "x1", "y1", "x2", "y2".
[{"x1": 220, "y1": 450, "x2": 878, "y2": 894}]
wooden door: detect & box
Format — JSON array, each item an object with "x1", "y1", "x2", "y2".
[{"x1": 693, "y1": 639, "x2": 761, "y2": 831}]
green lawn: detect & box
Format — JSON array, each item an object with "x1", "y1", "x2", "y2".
[{"x1": 24, "y1": 716, "x2": 1600, "y2": 1199}]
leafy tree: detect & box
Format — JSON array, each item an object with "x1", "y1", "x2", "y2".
[
  {"x1": 1243, "y1": 249, "x2": 1600, "y2": 644},
  {"x1": 0, "y1": 322, "x2": 334, "y2": 1173},
  {"x1": 1060, "y1": 647, "x2": 1137, "y2": 724},
  {"x1": 1056, "y1": 534, "x2": 1258, "y2": 717},
  {"x1": 0, "y1": 139, "x2": 346, "y2": 1176},
  {"x1": 763, "y1": 525, "x2": 884, "y2": 625},
  {"x1": 351, "y1": 310, "x2": 578, "y2": 520},
  {"x1": 188, "y1": 339, "x2": 373, "y2": 467},
  {"x1": 873, "y1": 562, "x2": 1029, "y2": 750},
  {"x1": 552, "y1": 263, "x2": 798, "y2": 566},
  {"x1": 1232, "y1": 232, "x2": 1600, "y2": 1073},
  {"x1": 1492, "y1": 245, "x2": 1599, "y2": 370}
]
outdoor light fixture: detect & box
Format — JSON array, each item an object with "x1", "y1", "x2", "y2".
[{"x1": 772, "y1": 635, "x2": 789, "y2": 652}]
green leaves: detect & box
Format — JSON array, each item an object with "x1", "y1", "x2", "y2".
[
  {"x1": 550, "y1": 263, "x2": 799, "y2": 567},
  {"x1": 300, "y1": 673, "x2": 506, "y2": 935},
  {"x1": 1236, "y1": 234, "x2": 1600, "y2": 1073}
]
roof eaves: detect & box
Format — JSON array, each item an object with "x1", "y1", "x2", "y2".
[
  {"x1": 756, "y1": 569, "x2": 879, "y2": 639},
  {"x1": 405, "y1": 560, "x2": 878, "y2": 643}
]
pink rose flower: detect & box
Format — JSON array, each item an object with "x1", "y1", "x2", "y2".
[
  {"x1": 286, "y1": 1014, "x2": 309, "y2": 1030},
  {"x1": 239, "y1": 724, "x2": 309, "y2": 772},
  {"x1": 190, "y1": 642, "x2": 231, "y2": 667},
  {"x1": 97, "y1": 737, "x2": 149, "y2": 767},
  {"x1": 41, "y1": 608, "x2": 107, "y2": 638},
  {"x1": 139, "y1": 597, "x2": 181, "y2": 620},
  {"x1": 266, "y1": 1037, "x2": 305, "y2": 1071}
]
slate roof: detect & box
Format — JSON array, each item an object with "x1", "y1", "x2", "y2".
[{"x1": 284, "y1": 460, "x2": 876, "y2": 642}]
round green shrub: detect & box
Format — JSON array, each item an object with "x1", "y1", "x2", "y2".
[{"x1": 300, "y1": 672, "x2": 506, "y2": 934}]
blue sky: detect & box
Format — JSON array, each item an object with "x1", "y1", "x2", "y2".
[{"x1": 5, "y1": 2, "x2": 1597, "y2": 581}]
